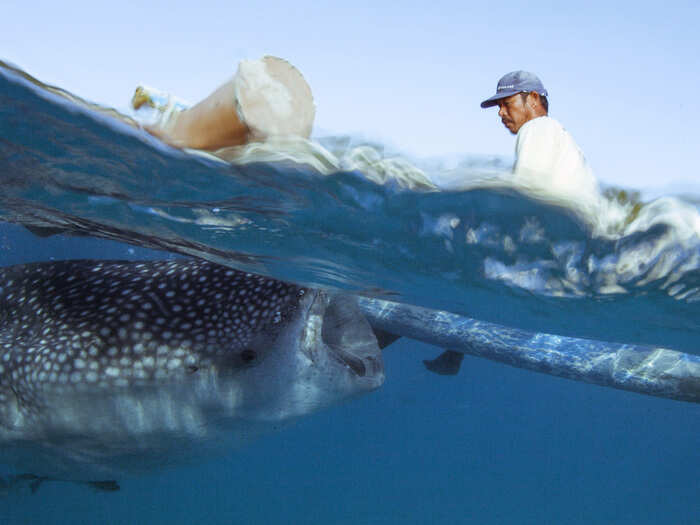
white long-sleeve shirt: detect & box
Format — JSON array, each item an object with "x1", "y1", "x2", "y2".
[{"x1": 513, "y1": 116, "x2": 600, "y2": 210}]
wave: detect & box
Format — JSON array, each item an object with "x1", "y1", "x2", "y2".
[{"x1": 2, "y1": 59, "x2": 700, "y2": 355}]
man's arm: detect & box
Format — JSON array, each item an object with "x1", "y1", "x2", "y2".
[
  {"x1": 147, "y1": 79, "x2": 250, "y2": 151},
  {"x1": 144, "y1": 56, "x2": 314, "y2": 151}
]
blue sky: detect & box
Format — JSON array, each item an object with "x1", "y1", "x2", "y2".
[{"x1": 2, "y1": 0, "x2": 698, "y2": 190}]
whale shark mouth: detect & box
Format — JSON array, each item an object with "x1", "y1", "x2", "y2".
[
  {"x1": 329, "y1": 348, "x2": 382, "y2": 378},
  {"x1": 317, "y1": 293, "x2": 384, "y2": 384}
]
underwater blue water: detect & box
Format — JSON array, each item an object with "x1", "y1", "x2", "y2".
[
  {"x1": 0, "y1": 62, "x2": 699, "y2": 523},
  {"x1": 0, "y1": 235, "x2": 697, "y2": 524}
]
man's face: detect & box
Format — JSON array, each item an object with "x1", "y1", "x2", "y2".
[{"x1": 497, "y1": 93, "x2": 535, "y2": 134}]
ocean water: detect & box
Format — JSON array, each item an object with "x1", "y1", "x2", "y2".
[{"x1": 1, "y1": 62, "x2": 699, "y2": 523}]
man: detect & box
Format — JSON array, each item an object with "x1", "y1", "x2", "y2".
[
  {"x1": 480, "y1": 71, "x2": 599, "y2": 207},
  {"x1": 423, "y1": 72, "x2": 601, "y2": 377}
]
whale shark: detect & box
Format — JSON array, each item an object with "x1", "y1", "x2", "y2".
[
  {"x1": 0, "y1": 259, "x2": 384, "y2": 487},
  {"x1": 2, "y1": 256, "x2": 700, "y2": 494}
]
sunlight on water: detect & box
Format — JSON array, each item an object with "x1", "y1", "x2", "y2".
[
  {"x1": 1, "y1": 59, "x2": 700, "y2": 525},
  {"x1": 3, "y1": 58, "x2": 700, "y2": 353}
]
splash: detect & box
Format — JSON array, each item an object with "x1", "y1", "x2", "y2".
[{"x1": 2, "y1": 59, "x2": 700, "y2": 354}]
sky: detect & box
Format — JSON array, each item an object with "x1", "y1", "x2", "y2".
[{"x1": 2, "y1": 0, "x2": 699, "y2": 190}]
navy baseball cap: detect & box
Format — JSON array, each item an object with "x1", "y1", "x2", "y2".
[{"x1": 480, "y1": 71, "x2": 548, "y2": 108}]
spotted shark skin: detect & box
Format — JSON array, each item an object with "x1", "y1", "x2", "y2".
[{"x1": 0, "y1": 259, "x2": 384, "y2": 482}]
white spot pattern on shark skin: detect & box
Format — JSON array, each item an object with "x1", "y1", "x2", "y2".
[
  {"x1": 0, "y1": 259, "x2": 305, "y2": 396},
  {"x1": 0, "y1": 258, "x2": 384, "y2": 480}
]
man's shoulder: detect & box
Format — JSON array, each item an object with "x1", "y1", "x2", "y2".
[
  {"x1": 516, "y1": 117, "x2": 567, "y2": 148},
  {"x1": 519, "y1": 115, "x2": 563, "y2": 135}
]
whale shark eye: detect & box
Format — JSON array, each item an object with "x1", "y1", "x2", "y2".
[{"x1": 240, "y1": 349, "x2": 257, "y2": 363}]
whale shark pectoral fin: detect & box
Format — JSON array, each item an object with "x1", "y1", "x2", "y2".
[
  {"x1": 23, "y1": 225, "x2": 65, "y2": 237},
  {"x1": 22, "y1": 224, "x2": 86, "y2": 238},
  {"x1": 423, "y1": 350, "x2": 464, "y2": 376}
]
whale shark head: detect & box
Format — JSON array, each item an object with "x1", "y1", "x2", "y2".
[
  {"x1": 225, "y1": 287, "x2": 386, "y2": 422},
  {"x1": 0, "y1": 259, "x2": 384, "y2": 480}
]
